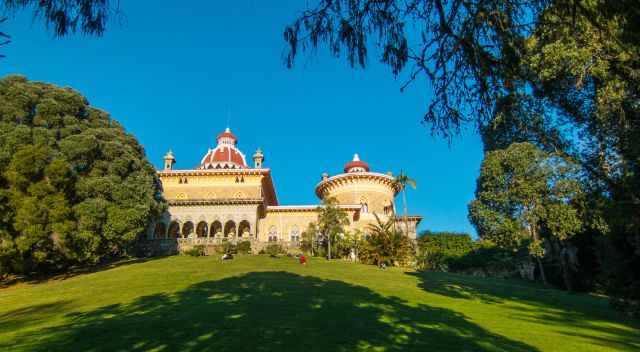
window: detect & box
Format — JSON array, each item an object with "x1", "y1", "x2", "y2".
[
  {"x1": 268, "y1": 226, "x2": 278, "y2": 242},
  {"x1": 290, "y1": 225, "x2": 300, "y2": 243},
  {"x1": 360, "y1": 197, "x2": 368, "y2": 213}
]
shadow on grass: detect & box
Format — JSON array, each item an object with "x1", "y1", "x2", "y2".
[
  {"x1": 0, "y1": 256, "x2": 166, "y2": 289},
  {"x1": 0, "y1": 301, "x2": 72, "y2": 336},
  {"x1": 409, "y1": 271, "x2": 640, "y2": 351},
  {"x1": 10, "y1": 271, "x2": 538, "y2": 352}
]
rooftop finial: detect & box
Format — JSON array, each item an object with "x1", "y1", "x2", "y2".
[{"x1": 353, "y1": 153, "x2": 360, "y2": 161}]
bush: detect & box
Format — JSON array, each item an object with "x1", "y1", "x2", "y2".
[
  {"x1": 417, "y1": 232, "x2": 475, "y2": 270},
  {"x1": 184, "y1": 245, "x2": 205, "y2": 257},
  {"x1": 237, "y1": 241, "x2": 252, "y2": 254},
  {"x1": 213, "y1": 242, "x2": 237, "y2": 255},
  {"x1": 264, "y1": 244, "x2": 286, "y2": 256}
]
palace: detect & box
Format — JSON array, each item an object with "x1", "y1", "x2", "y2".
[{"x1": 149, "y1": 128, "x2": 421, "y2": 252}]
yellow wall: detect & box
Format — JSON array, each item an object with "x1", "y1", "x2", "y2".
[
  {"x1": 259, "y1": 211, "x2": 319, "y2": 242},
  {"x1": 322, "y1": 178, "x2": 395, "y2": 215},
  {"x1": 160, "y1": 174, "x2": 264, "y2": 200}
]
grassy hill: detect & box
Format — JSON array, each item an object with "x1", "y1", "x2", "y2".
[{"x1": 0, "y1": 255, "x2": 638, "y2": 351}]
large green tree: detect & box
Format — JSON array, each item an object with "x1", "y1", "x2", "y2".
[
  {"x1": 286, "y1": 0, "x2": 639, "y2": 300},
  {"x1": 0, "y1": 75, "x2": 165, "y2": 275},
  {"x1": 315, "y1": 197, "x2": 351, "y2": 259},
  {"x1": 468, "y1": 142, "x2": 583, "y2": 286}
]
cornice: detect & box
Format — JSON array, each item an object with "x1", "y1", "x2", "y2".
[
  {"x1": 315, "y1": 172, "x2": 400, "y2": 198},
  {"x1": 266, "y1": 204, "x2": 362, "y2": 213},
  {"x1": 158, "y1": 168, "x2": 271, "y2": 177},
  {"x1": 168, "y1": 198, "x2": 264, "y2": 206}
]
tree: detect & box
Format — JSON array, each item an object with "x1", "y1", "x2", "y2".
[
  {"x1": 0, "y1": 0, "x2": 120, "y2": 57},
  {"x1": 468, "y1": 142, "x2": 583, "y2": 286},
  {"x1": 0, "y1": 75, "x2": 165, "y2": 275},
  {"x1": 0, "y1": 17, "x2": 9, "y2": 57},
  {"x1": 301, "y1": 222, "x2": 320, "y2": 256},
  {"x1": 393, "y1": 170, "x2": 416, "y2": 236},
  {"x1": 315, "y1": 197, "x2": 350, "y2": 260},
  {"x1": 360, "y1": 214, "x2": 414, "y2": 267},
  {"x1": 285, "y1": 0, "x2": 639, "y2": 288}
]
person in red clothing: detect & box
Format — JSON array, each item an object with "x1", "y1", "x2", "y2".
[{"x1": 299, "y1": 254, "x2": 306, "y2": 265}]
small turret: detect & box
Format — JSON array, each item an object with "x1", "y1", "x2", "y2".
[
  {"x1": 321, "y1": 172, "x2": 329, "y2": 181},
  {"x1": 253, "y1": 148, "x2": 264, "y2": 169},
  {"x1": 163, "y1": 150, "x2": 176, "y2": 171}
]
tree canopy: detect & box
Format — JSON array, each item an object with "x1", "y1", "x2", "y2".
[
  {"x1": 287, "y1": 0, "x2": 639, "y2": 304},
  {"x1": 468, "y1": 142, "x2": 583, "y2": 284},
  {"x1": 0, "y1": 75, "x2": 165, "y2": 275}
]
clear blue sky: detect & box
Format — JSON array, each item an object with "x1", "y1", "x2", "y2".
[{"x1": 0, "y1": 1, "x2": 484, "y2": 236}]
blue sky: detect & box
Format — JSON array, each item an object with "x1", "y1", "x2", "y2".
[{"x1": 0, "y1": 1, "x2": 484, "y2": 235}]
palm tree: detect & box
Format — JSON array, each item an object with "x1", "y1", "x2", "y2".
[
  {"x1": 394, "y1": 170, "x2": 417, "y2": 236},
  {"x1": 364, "y1": 214, "x2": 413, "y2": 266}
]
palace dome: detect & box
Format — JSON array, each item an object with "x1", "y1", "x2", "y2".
[
  {"x1": 344, "y1": 154, "x2": 370, "y2": 173},
  {"x1": 217, "y1": 129, "x2": 237, "y2": 141},
  {"x1": 199, "y1": 128, "x2": 248, "y2": 169}
]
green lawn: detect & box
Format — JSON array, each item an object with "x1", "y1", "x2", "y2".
[{"x1": 0, "y1": 255, "x2": 638, "y2": 351}]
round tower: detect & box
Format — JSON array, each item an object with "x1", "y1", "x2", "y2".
[{"x1": 315, "y1": 154, "x2": 398, "y2": 216}]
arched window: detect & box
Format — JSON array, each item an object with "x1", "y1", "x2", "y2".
[
  {"x1": 196, "y1": 221, "x2": 208, "y2": 238},
  {"x1": 360, "y1": 197, "x2": 369, "y2": 213},
  {"x1": 181, "y1": 221, "x2": 194, "y2": 238},
  {"x1": 238, "y1": 220, "x2": 251, "y2": 238},
  {"x1": 268, "y1": 226, "x2": 278, "y2": 242},
  {"x1": 290, "y1": 225, "x2": 300, "y2": 243},
  {"x1": 210, "y1": 221, "x2": 222, "y2": 237},
  {"x1": 224, "y1": 221, "x2": 236, "y2": 238},
  {"x1": 168, "y1": 222, "x2": 180, "y2": 238}
]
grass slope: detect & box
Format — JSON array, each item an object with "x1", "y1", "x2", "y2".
[{"x1": 0, "y1": 255, "x2": 638, "y2": 351}]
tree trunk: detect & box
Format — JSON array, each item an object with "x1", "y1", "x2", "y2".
[
  {"x1": 402, "y1": 188, "x2": 409, "y2": 236},
  {"x1": 530, "y1": 225, "x2": 548, "y2": 286},
  {"x1": 535, "y1": 255, "x2": 548, "y2": 286},
  {"x1": 560, "y1": 245, "x2": 574, "y2": 292}
]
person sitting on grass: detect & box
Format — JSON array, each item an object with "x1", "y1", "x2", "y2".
[
  {"x1": 299, "y1": 254, "x2": 306, "y2": 265},
  {"x1": 222, "y1": 253, "x2": 234, "y2": 261}
]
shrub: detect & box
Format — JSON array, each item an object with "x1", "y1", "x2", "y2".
[
  {"x1": 359, "y1": 215, "x2": 415, "y2": 267},
  {"x1": 213, "y1": 242, "x2": 237, "y2": 255},
  {"x1": 184, "y1": 245, "x2": 205, "y2": 257},
  {"x1": 264, "y1": 244, "x2": 286, "y2": 256},
  {"x1": 237, "y1": 241, "x2": 252, "y2": 254},
  {"x1": 417, "y1": 232, "x2": 475, "y2": 270}
]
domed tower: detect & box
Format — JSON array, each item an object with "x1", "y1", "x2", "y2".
[
  {"x1": 163, "y1": 150, "x2": 176, "y2": 171},
  {"x1": 315, "y1": 154, "x2": 399, "y2": 217},
  {"x1": 198, "y1": 128, "x2": 248, "y2": 169}
]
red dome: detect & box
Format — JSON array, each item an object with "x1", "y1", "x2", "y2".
[
  {"x1": 217, "y1": 129, "x2": 237, "y2": 141},
  {"x1": 199, "y1": 128, "x2": 247, "y2": 169},
  {"x1": 344, "y1": 154, "x2": 370, "y2": 173},
  {"x1": 200, "y1": 146, "x2": 247, "y2": 169}
]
